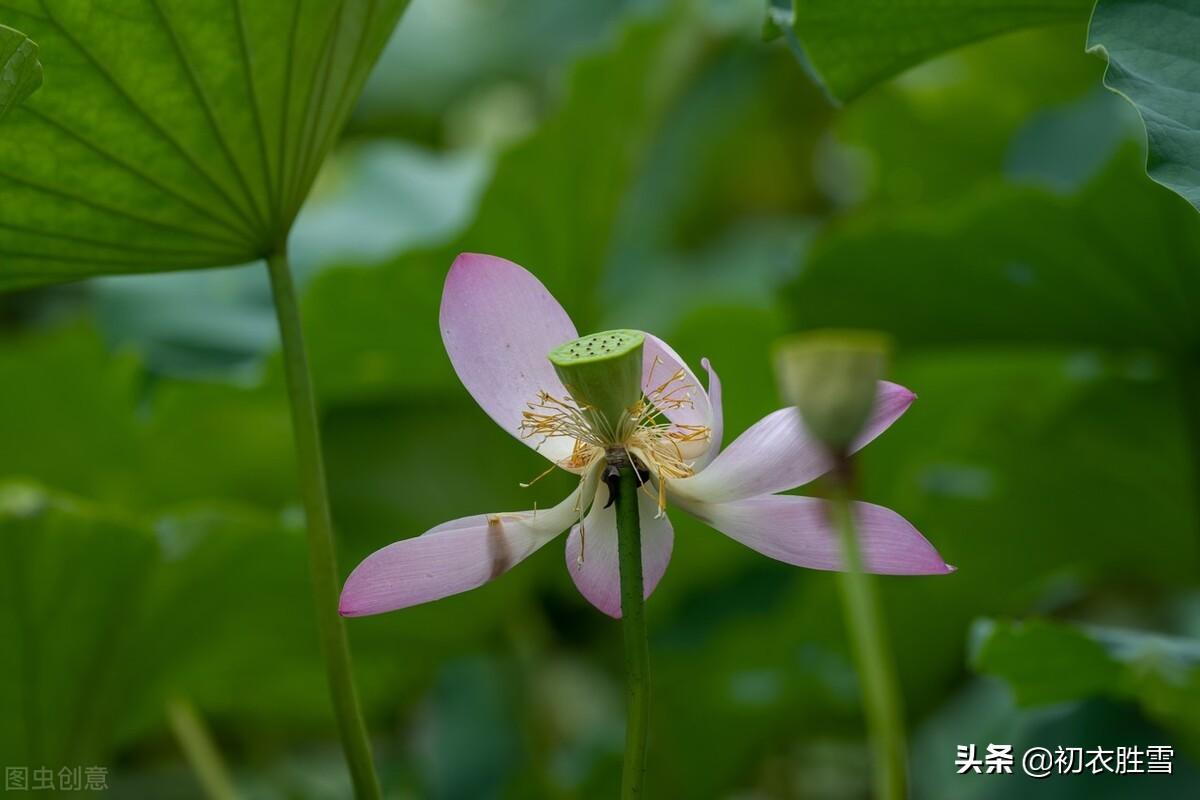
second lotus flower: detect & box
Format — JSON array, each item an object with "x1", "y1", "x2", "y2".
[{"x1": 339, "y1": 254, "x2": 952, "y2": 619}]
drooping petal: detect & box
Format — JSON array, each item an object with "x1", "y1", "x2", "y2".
[
  {"x1": 563, "y1": 481, "x2": 674, "y2": 618},
  {"x1": 678, "y1": 494, "x2": 952, "y2": 575},
  {"x1": 340, "y1": 463, "x2": 602, "y2": 616},
  {"x1": 670, "y1": 381, "x2": 915, "y2": 504},
  {"x1": 440, "y1": 253, "x2": 579, "y2": 465}
]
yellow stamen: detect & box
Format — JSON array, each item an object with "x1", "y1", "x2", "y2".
[
  {"x1": 519, "y1": 462, "x2": 558, "y2": 489},
  {"x1": 519, "y1": 390, "x2": 606, "y2": 470},
  {"x1": 519, "y1": 357, "x2": 711, "y2": 523}
]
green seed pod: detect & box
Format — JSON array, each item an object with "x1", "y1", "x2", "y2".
[
  {"x1": 549, "y1": 330, "x2": 645, "y2": 443},
  {"x1": 773, "y1": 330, "x2": 890, "y2": 454}
]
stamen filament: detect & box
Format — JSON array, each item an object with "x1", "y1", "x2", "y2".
[{"x1": 519, "y1": 361, "x2": 711, "y2": 519}]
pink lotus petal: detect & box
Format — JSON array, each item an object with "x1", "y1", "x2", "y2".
[
  {"x1": 340, "y1": 466, "x2": 601, "y2": 616},
  {"x1": 564, "y1": 481, "x2": 674, "y2": 618},
  {"x1": 679, "y1": 494, "x2": 952, "y2": 575},
  {"x1": 440, "y1": 254, "x2": 579, "y2": 466},
  {"x1": 642, "y1": 334, "x2": 714, "y2": 461},
  {"x1": 696, "y1": 357, "x2": 723, "y2": 468},
  {"x1": 670, "y1": 381, "x2": 915, "y2": 504},
  {"x1": 642, "y1": 334, "x2": 710, "y2": 426}
]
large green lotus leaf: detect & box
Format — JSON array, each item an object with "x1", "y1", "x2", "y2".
[
  {"x1": 1088, "y1": 0, "x2": 1200, "y2": 212},
  {"x1": 0, "y1": 324, "x2": 295, "y2": 511},
  {"x1": 789, "y1": 148, "x2": 1200, "y2": 353},
  {"x1": 831, "y1": 24, "x2": 1109, "y2": 207},
  {"x1": 972, "y1": 619, "x2": 1126, "y2": 706},
  {"x1": 304, "y1": 14, "x2": 691, "y2": 404},
  {"x1": 0, "y1": 24, "x2": 41, "y2": 120},
  {"x1": 109, "y1": 507, "x2": 322, "y2": 740},
  {"x1": 0, "y1": 484, "x2": 157, "y2": 765},
  {"x1": 779, "y1": 0, "x2": 1093, "y2": 102},
  {"x1": 0, "y1": 484, "x2": 323, "y2": 764},
  {"x1": 0, "y1": 0, "x2": 407, "y2": 290},
  {"x1": 0, "y1": 478, "x2": 526, "y2": 766},
  {"x1": 972, "y1": 618, "x2": 1200, "y2": 750}
]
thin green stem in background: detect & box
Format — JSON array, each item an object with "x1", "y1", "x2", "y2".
[
  {"x1": 266, "y1": 251, "x2": 382, "y2": 800},
  {"x1": 829, "y1": 466, "x2": 908, "y2": 800},
  {"x1": 165, "y1": 696, "x2": 238, "y2": 800},
  {"x1": 1175, "y1": 358, "x2": 1200, "y2": 560},
  {"x1": 614, "y1": 461, "x2": 650, "y2": 798}
]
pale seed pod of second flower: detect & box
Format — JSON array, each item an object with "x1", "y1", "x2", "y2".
[{"x1": 773, "y1": 330, "x2": 891, "y2": 455}]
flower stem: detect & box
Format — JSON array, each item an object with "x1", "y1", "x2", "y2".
[
  {"x1": 266, "y1": 251, "x2": 381, "y2": 800},
  {"x1": 614, "y1": 462, "x2": 650, "y2": 798},
  {"x1": 165, "y1": 695, "x2": 238, "y2": 800},
  {"x1": 829, "y1": 464, "x2": 908, "y2": 800}
]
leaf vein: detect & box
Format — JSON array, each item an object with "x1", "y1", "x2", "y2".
[
  {"x1": 283, "y1": 0, "x2": 345, "y2": 220},
  {"x1": 147, "y1": 0, "x2": 269, "y2": 238},
  {"x1": 38, "y1": 0, "x2": 264, "y2": 251},
  {"x1": 0, "y1": 218, "x2": 235, "y2": 259},
  {"x1": 232, "y1": 0, "x2": 277, "y2": 233},
  {"x1": 0, "y1": 166, "x2": 252, "y2": 253},
  {"x1": 20, "y1": 106, "x2": 256, "y2": 246}
]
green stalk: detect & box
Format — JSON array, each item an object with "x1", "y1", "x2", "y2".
[
  {"x1": 166, "y1": 696, "x2": 238, "y2": 800},
  {"x1": 1177, "y1": 358, "x2": 1200, "y2": 554},
  {"x1": 829, "y1": 468, "x2": 907, "y2": 800},
  {"x1": 614, "y1": 462, "x2": 650, "y2": 798},
  {"x1": 266, "y1": 251, "x2": 381, "y2": 800}
]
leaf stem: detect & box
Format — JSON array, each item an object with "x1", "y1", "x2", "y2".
[
  {"x1": 165, "y1": 695, "x2": 238, "y2": 800},
  {"x1": 829, "y1": 463, "x2": 907, "y2": 800},
  {"x1": 266, "y1": 251, "x2": 381, "y2": 800},
  {"x1": 1177, "y1": 358, "x2": 1200, "y2": 555},
  {"x1": 614, "y1": 461, "x2": 650, "y2": 798}
]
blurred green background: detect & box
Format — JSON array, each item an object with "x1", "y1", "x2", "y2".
[{"x1": 3, "y1": 0, "x2": 1200, "y2": 797}]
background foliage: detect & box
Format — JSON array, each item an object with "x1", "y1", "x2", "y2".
[{"x1": 2, "y1": 0, "x2": 1199, "y2": 797}]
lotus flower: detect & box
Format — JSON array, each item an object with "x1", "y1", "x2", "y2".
[{"x1": 339, "y1": 255, "x2": 951, "y2": 619}]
